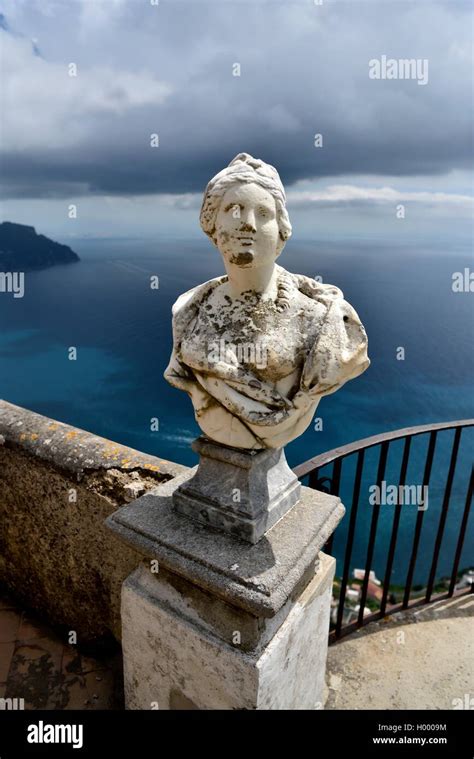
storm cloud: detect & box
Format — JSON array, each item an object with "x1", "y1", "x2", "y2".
[{"x1": 0, "y1": 0, "x2": 472, "y2": 199}]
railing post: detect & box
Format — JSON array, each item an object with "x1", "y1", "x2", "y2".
[{"x1": 295, "y1": 420, "x2": 474, "y2": 640}]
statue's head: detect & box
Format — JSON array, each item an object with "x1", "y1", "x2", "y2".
[{"x1": 200, "y1": 153, "x2": 292, "y2": 269}]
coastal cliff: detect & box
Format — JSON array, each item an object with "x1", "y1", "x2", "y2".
[{"x1": 0, "y1": 221, "x2": 80, "y2": 270}]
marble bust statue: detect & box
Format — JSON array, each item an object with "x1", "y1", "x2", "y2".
[{"x1": 164, "y1": 152, "x2": 370, "y2": 451}]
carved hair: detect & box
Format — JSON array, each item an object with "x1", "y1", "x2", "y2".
[{"x1": 200, "y1": 153, "x2": 292, "y2": 249}]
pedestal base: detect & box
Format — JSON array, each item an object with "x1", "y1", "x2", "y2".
[
  {"x1": 172, "y1": 436, "x2": 301, "y2": 544},
  {"x1": 122, "y1": 553, "x2": 335, "y2": 710},
  {"x1": 106, "y1": 469, "x2": 345, "y2": 710}
]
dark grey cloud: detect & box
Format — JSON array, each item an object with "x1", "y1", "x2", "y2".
[{"x1": 1, "y1": 0, "x2": 472, "y2": 199}]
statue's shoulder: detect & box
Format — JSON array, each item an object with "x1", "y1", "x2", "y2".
[
  {"x1": 171, "y1": 274, "x2": 226, "y2": 319},
  {"x1": 290, "y1": 269, "x2": 366, "y2": 331},
  {"x1": 277, "y1": 266, "x2": 344, "y2": 303}
]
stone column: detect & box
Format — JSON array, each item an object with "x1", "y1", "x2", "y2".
[{"x1": 106, "y1": 445, "x2": 344, "y2": 710}]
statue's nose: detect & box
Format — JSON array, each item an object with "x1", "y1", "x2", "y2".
[{"x1": 239, "y1": 215, "x2": 256, "y2": 233}]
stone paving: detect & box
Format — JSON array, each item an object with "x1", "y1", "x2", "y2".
[
  {"x1": 325, "y1": 594, "x2": 474, "y2": 710},
  {"x1": 0, "y1": 587, "x2": 123, "y2": 710}
]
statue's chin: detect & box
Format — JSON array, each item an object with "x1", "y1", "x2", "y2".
[{"x1": 229, "y1": 251, "x2": 254, "y2": 266}]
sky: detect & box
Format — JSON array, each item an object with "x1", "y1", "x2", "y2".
[{"x1": 0, "y1": 0, "x2": 472, "y2": 243}]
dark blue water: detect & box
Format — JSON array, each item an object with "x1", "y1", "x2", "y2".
[{"x1": 1, "y1": 237, "x2": 472, "y2": 585}]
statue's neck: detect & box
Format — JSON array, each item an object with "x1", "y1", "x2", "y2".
[{"x1": 223, "y1": 262, "x2": 279, "y2": 300}]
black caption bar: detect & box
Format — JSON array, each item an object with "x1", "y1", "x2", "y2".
[{"x1": 0, "y1": 709, "x2": 472, "y2": 757}]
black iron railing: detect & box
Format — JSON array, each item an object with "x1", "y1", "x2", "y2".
[{"x1": 294, "y1": 420, "x2": 474, "y2": 644}]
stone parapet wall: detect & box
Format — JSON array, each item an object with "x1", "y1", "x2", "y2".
[{"x1": 0, "y1": 400, "x2": 190, "y2": 643}]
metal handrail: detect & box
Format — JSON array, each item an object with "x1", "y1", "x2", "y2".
[
  {"x1": 294, "y1": 419, "x2": 474, "y2": 478},
  {"x1": 294, "y1": 420, "x2": 474, "y2": 643}
]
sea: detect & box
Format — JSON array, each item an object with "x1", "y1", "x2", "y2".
[{"x1": 1, "y1": 236, "x2": 472, "y2": 586}]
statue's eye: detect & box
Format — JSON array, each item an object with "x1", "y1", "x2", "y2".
[{"x1": 227, "y1": 204, "x2": 241, "y2": 218}]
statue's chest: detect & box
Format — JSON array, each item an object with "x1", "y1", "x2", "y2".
[{"x1": 181, "y1": 294, "x2": 326, "y2": 381}]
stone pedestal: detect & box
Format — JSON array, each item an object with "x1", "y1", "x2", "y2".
[
  {"x1": 172, "y1": 436, "x2": 301, "y2": 544},
  {"x1": 106, "y1": 467, "x2": 344, "y2": 710}
]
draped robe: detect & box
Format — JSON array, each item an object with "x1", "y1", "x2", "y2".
[{"x1": 164, "y1": 264, "x2": 370, "y2": 449}]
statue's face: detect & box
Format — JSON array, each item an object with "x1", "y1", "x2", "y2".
[{"x1": 215, "y1": 182, "x2": 280, "y2": 268}]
